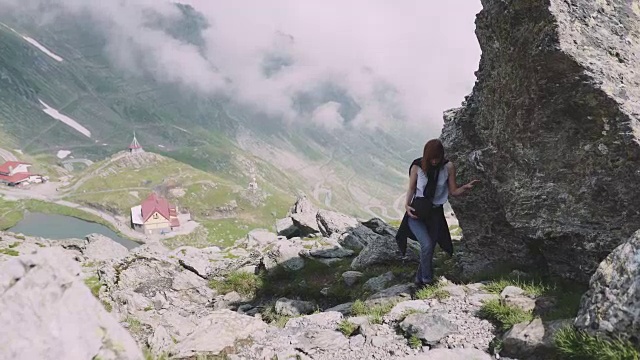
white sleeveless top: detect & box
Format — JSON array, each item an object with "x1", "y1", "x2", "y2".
[{"x1": 415, "y1": 163, "x2": 449, "y2": 205}]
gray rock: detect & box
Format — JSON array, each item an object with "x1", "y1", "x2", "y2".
[
  {"x1": 502, "y1": 318, "x2": 572, "y2": 359},
  {"x1": 467, "y1": 293, "x2": 499, "y2": 307},
  {"x1": 349, "y1": 334, "x2": 366, "y2": 348},
  {"x1": 504, "y1": 296, "x2": 536, "y2": 312},
  {"x1": 401, "y1": 348, "x2": 492, "y2": 360},
  {"x1": 325, "y1": 302, "x2": 353, "y2": 316},
  {"x1": 294, "y1": 328, "x2": 349, "y2": 353},
  {"x1": 442, "y1": 285, "x2": 467, "y2": 298},
  {"x1": 400, "y1": 313, "x2": 458, "y2": 345},
  {"x1": 275, "y1": 298, "x2": 316, "y2": 316},
  {"x1": 171, "y1": 246, "x2": 219, "y2": 278},
  {"x1": 441, "y1": 0, "x2": 640, "y2": 283},
  {"x1": 363, "y1": 271, "x2": 395, "y2": 292},
  {"x1": 500, "y1": 286, "x2": 525, "y2": 299},
  {"x1": 170, "y1": 310, "x2": 269, "y2": 358},
  {"x1": 365, "y1": 284, "x2": 413, "y2": 307},
  {"x1": 285, "y1": 311, "x2": 343, "y2": 330},
  {"x1": 385, "y1": 300, "x2": 431, "y2": 322},
  {"x1": 83, "y1": 233, "x2": 130, "y2": 262},
  {"x1": 306, "y1": 246, "x2": 354, "y2": 259},
  {"x1": 575, "y1": 230, "x2": 640, "y2": 346},
  {"x1": 316, "y1": 210, "x2": 359, "y2": 237},
  {"x1": 291, "y1": 213, "x2": 321, "y2": 236},
  {"x1": 0, "y1": 248, "x2": 143, "y2": 360},
  {"x1": 244, "y1": 229, "x2": 279, "y2": 249},
  {"x1": 351, "y1": 231, "x2": 419, "y2": 269},
  {"x1": 263, "y1": 241, "x2": 305, "y2": 272},
  {"x1": 341, "y1": 271, "x2": 363, "y2": 286},
  {"x1": 276, "y1": 217, "x2": 299, "y2": 238}
]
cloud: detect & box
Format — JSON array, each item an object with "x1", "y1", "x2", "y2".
[{"x1": 0, "y1": 0, "x2": 482, "y2": 133}]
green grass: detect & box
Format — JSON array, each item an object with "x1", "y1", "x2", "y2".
[
  {"x1": 351, "y1": 299, "x2": 395, "y2": 324},
  {"x1": 554, "y1": 327, "x2": 639, "y2": 360},
  {"x1": 482, "y1": 278, "x2": 552, "y2": 297},
  {"x1": 102, "y1": 300, "x2": 113, "y2": 312},
  {"x1": 415, "y1": 283, "x2": 450, "y2": 301},
  {"x1": 408, "y1": 335, "x2": 423, "y2": 349},
  {"x1": 8, "y1": 242, "x2": 20, "y2": 248},
  {"x1": 126, "y1": 316, "x2": 143, "y2": 335},
  {"x1": 84, "y1": 276, "x2": 102, "y2": 297},
  {"x1": 0, "y1": 248, "x2": 19, "y2": 256},
  {"x1": 143, "y1": 348, "x2": 169, "y2": 360},
  {"x1": 208, "y1": 271, "x2": 263, "y2": 297},
  {"x1": 478, "y1": 299, "x2": 534, "y2": 331},
  {"x1": 337, "y1": 319, "x2": 358, "y2": 337}
]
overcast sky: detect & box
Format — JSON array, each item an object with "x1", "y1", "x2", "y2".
[{"x1": 0, "y1": 0, "x2": 482, "y2": 133}]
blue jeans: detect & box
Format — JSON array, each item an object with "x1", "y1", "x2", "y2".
[{"x1": 408, "y1": 217, "x2": 435, "y2": 285}]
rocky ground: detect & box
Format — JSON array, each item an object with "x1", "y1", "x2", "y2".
[{"x1": 3, "y1": 195, "x2": 621, "y2": 360}]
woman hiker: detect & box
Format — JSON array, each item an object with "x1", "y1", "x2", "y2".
[{"x1": 395, "y1": 138, "x2": 479, "y2": 290}]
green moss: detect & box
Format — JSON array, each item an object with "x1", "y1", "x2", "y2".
[
  {"x1": 337, "y1": 319, "x2": 358, "y2": 337},
  {"x1": 554, "y1": 326, "x2": 640, "y2": 360},
  {"x1": 8, "y1": 242, "x2": 20, "y2": 248},
  {"x1": 208, "y1": 271, "x2": 263, "y2": 297},
  {"x1": 84, "y1": 276, "x2": 102, "y2": 297}
]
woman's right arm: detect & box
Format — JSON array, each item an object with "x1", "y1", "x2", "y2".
[{"x1": 404, "y1": 165, "x2": 419, "y2": 218}]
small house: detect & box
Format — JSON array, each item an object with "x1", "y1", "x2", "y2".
[{"x1": 131, "y1": 193, "x2": 180, "y2": 235}]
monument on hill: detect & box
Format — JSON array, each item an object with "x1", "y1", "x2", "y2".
[{"x1": 128, "y1": 132, "x2": 144, "y2": 154}]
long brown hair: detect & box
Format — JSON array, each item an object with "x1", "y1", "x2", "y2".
[{"x1": 421, "y1": 139, "x2": 445, "y2": 173}]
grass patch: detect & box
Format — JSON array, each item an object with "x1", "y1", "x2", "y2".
[
  {"x1": 351, "y1": 299, "x2": 395, "y2": 324},
  {"x1": 482, "y1": 278, "x2": 552, "y2": 297},
  {"x1": 260, "y1": 304, "x2": 294, "y2": 328},
  {"x1": 84, "y1": 276, "x2": 102, "y2": 297},
  {"x1": 208, "y1": 271, "x2": 263, "y2": 297},
  {"x1": 337, "y1": 319, "x2": 358, "y2": 337},
  {"x1": 0, "y1": 248, "x2": 19, "y2": 256},
  {"x1": 102, "y1": 300, "x2": 113, "y2": 312},
  {"x1": 8, "y1": 242, "x2": 20, "y2": 248},
  {"x1": 399, "y1": 308, "x2": 427, "y2": 321},
  {"x1": 554, "y1": 326, "x2": 640, "y2": 360},
  {"x1": 408, "y1": 335, "x2": 423, "y2": 349},
  {"x1": 478, "y1": 299, "x2": 534, "y2": 331},
  {"x1": 415, "y1": 283, "x2": 450, "y2": 301},
  {"x1": 143, "y1": 348, "x2": 169, "y2": 360},
  {"x1": 126, "y1": 316, "x2": 143, "y2": 335}
]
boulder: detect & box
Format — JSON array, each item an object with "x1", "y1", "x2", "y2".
[
  {"x1": 441, "y1": 0, "x2": 640, "y2": 282},
  {"x1": 502, "y1": 318, "x2": 572, "y2": 359},
  {"x1": 316, "y1": 210, "x2": 359, "y2": 237},
  {"x1": 83, "y1": 233, "x2": 130, "y2": 262},
  {"x1": 263, "y1": 241, "x2": 305, "y2": 272},
  {"x1": 305, "y1": 246, "x2": 354, "y2": 259},
  {"x1": 276, "y1": 217, "x2": 299, "y2": 238},
  {"x1": 575, "y1": 230, "x2": 640, "y2": 346},
  {"x1": 0, "y1": 248, "x2": 143, "y2": 360},
  {"x1": 289, "y1": 196, "x2": 320, "y2": 236},
  {"x1": 365, "y1": 283, "x2": 413, "y2": 307},
  {"x1": 171, "y1": 246, "x2": 220, "y2": 278},
  {"x1": 400, "y1": 313, "x2": 458, "y2": 345},
  {"x1": 275, "y1": 298, "x2": 316, "y2": 317},
  {"x1": 341, "y1": 271, "x2": 363, "y2": 287},
  {"x1": 170, "y1": 310, "x2": 269, "y2": 358},
  {"x1": 363, "y1": 271, "x2": 395, "y2": 292},
  {"x1": 351, "y1": 231, "x2": 418, "y2": 269}
]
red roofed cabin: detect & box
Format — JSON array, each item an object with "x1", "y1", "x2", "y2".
[
  {"x1": 130, "y1": 193, "x2": 180, "y2": 234},
  {"x1": 0, "y1": 161, "x2": 39, "y2": 186}
]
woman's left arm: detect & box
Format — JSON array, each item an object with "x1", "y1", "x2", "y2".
[{"x1": 447, "y1": 162, "x2": 480, "y2": 197}]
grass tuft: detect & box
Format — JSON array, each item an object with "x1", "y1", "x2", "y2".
[
  {"x1": 208, "y1": 271, "x2": 263, "y2": 297},
  {"x1": 0, "y1": 248, "x2": 19, "y2": 256},
  {"x1": 482, "y1": 277, "x2": 552, "y2": 297},
  {"x1": 337, "y1": 319, "x2": 358, "y2": 337},
  {"x1": 408, "y1": 335, "x2": 423, "y2": 349},
  {"x1": 415, "y1": 283, "x2": 450, "y2": 301},
  {"x1": 84, "y1": 276, "x2": 102, "y2": 298},
  {"x1": 351, "y1": 299, "x2": 395, "y2": 324},
  {"x1": 478, "y1": 299, "x2": 533, "y2": 331},
  {"x1": 554, "y1": 326, "x2": 640, "y2": 360}
]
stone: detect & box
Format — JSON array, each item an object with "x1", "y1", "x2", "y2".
[
  {"x1": 467, "y1": 293, "x2": 499, "y2": 307},
  {"x1": 575, "y1": 230, "x2": 640, "y2": 346},
  {"x1": 275, "y1": 298, "x2": 316, "y2": 317},
  {"x1": 244, "y1": 229, "x2": 279, "y2": 249},
  {"x1": 504, "y1": 296, "x2": 536, "y2": 313},
  {"x1": 263, "y1": 241, "x2": 305, "y2": 272},
  {"x1": 365, "y1": 284, "x2": 413, "y2": 307},
  {"x1": 0, "y1": 248, "x2": 143, "y2": 360},
  {"x1": 276, "y1": 217, "x2": 299, "y2": 238},
  {"x1": 441, "y1": 285, "x2": 466, "y2": 298},
  {"x1": 363, "y1": 271, "x2": 395, "y2": 292},
  {"x1": 316, "y1": 210, "x2": 359, "y2": 237},
  {"x1": 171, "y1": 246, "x2": 218, "y2": 278},
  {"x1": 83, "y1": 233, "x2": 130, "y2": 262},
  {"x1": 341, "y1": 271, "x2": 363, "y2": 286},
  {"x1": 325, "y1": 302, "x2": 353, "y2": 315},
  {"x1": 502, "y1": 318, "x2": 572, "y2": 359},
  {"x1": 401, "y1": 348, "x2": 492, "y2": 360},
  {"x1": 385, "y1": 300, "x2": 431, "y2": 322},
  {"x1": 441, "y1": 0, "x2": 640, "y2": 283},
  {"x1": 294, "y1": 328, "x2": 349, "y2": 353},
  {"x1": 285, "y1": 311, "x2": 343, "y2": 330},
  {"x1": 351, "y1": 231, "x2": 419, "y2": 269},
  {"x1": 349, "y1": 334, "x2": 366, "y2": 349},
  {"x1": 306, "y1": 246, "x2": 354, "y2": 259},
  {"x1": 400, "y1": 313, "x2": 458, "y2": 345},
  {"x1": 170, "y1": 310, "x2": 269, "y2": 358},
  {"x1": 291, "y1": 213, "x2": 321, "y2": 236},
  {"x1": 500, "y1": 286, "x2": 525, "y2": 299}
]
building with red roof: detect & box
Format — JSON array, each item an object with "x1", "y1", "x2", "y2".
[
  {"x1": 0, "y1": 161, "x2": 41, "y2": 186},
  {"x1": 130, "y1": 192, "x2": 180, "y2": 234}
]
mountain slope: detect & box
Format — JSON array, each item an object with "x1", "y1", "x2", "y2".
[{"x1": 0, "y1": 7, "x2": 424, "y2": 223}]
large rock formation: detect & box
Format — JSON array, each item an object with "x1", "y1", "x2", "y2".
[
  {"x1": 442, "y1": 0, "x2": 640, "y2": 282},
  {"x1": 575, "y1": 230, "x2": 640, "y2": 347},
  {"x1": 0, "y1": 248, "x2": 143, "y2": 360}
]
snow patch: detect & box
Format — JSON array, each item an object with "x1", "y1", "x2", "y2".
[
  {"x1": 39, "y1": 100, "x2": 92, "y2": 138},
  {"x1": 22, "y1": 36, "x2": 63, "y2": 62},
  {"x1": 158, "y1": 144, "x2": 165, "y2": 148},
  {"x1": 57, "y1": 150, "x2": 71, "y2": 159}
]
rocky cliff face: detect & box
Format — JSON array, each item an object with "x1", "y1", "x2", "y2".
[{"x1": 442, "y1": 0, "x2": 640, "y2": 282}]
